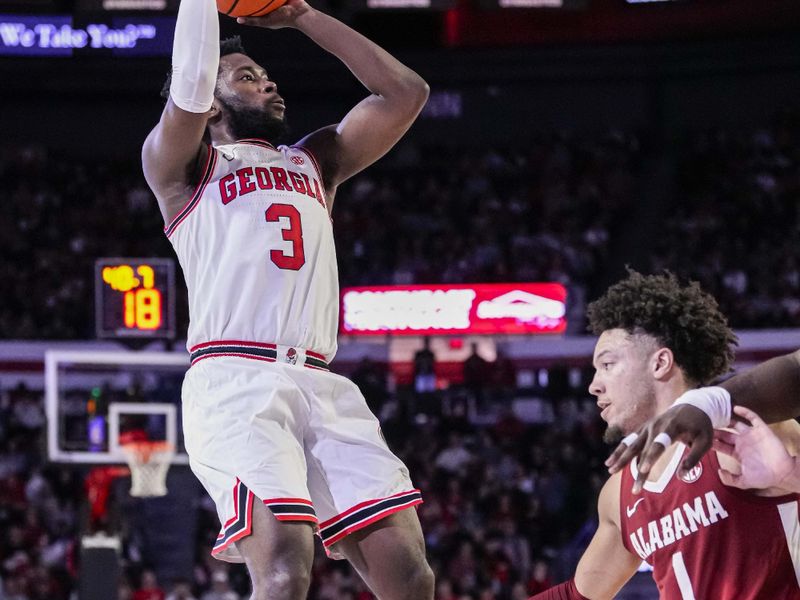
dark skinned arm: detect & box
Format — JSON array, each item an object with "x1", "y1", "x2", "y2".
[{"x1": 606, "y1": 349, "x2": 800, "y2": 493}]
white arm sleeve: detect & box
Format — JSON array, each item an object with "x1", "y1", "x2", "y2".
[
  {"x1": 672, "y1": 386, "x2": 732, "y2": 428},
  {"x1": 170, "y1": 0, "x2": 220, "y2": 113}
]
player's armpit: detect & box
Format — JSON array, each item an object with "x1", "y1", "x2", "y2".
[
  {"x1": 573, "y1": 476, "x2": 641, "y2": 599},
  {"x1": 297, "y1": 83, "x2": 428, "y2": 192},
  {"x1": 142, "y1": 102, "x2": 210, "y2": 223},
  {"x1": 331, "y1": 86, "x2": 429, "y2": 182},
  {"x1": 291, "y1": 9, "x2": 428, "y2": 191},
  {"x1": 142, "y1": 0, "x2": 218, "y2": 223}
]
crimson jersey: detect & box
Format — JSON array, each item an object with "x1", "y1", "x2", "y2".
[{"x1": 620, "y1": 444, "x2": 800, "y2": 600}]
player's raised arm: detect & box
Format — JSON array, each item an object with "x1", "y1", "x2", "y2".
[
  {"x1": 529, "y1": 475, "x2": 641, "y2": 600},
  {"x1": 238, "y1": 0, "x2": 429, "y2": 198},
  {"x1": 606, "y1": 349, "x2": 800, "y2": 492},
  {"x1": 142, "y1": 0, "x2": 219, "y2": 223}
]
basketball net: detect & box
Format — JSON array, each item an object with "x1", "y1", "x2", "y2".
[{"x1": 120, "y1": 441, "x2": 174, "y2": 497}]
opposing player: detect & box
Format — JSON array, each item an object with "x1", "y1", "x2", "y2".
[
  {"x1": 141, "y1": 1, "x2": 432, "y2": 598},
  {"x1": 530, "y1": 271, "x2": 800, "y2": 600},
  {"x1": 606, "y1": 349, "x2": 800, "y2": 492}
]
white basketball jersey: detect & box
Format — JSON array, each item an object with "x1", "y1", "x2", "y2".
[{"x1": 166, "y1": 139, "x2": 339, "y2": 359}]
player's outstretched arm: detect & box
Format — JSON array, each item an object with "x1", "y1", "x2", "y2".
[
  {"x1": 529, "y1": 476, "x2": 641, "y2": 600},
  {"x1": 142, "y1": 0, "x2": 218, "y2": 223},
  {"x1": 606, "y1": 349, "x2": 800, "y2": 493},
  {"x1": 714, "y1": 405, "x2": 800, "y2": 492},
  {"x1": 239, "y1": 0, "x2": 429, "y2": 200},
  {"x1": 722, "y1": 350, "x2": 800, "y2": 423}
]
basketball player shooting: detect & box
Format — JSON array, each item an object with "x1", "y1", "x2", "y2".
[
  {"x1": 529, "y1": 272, "x2": 800, "y2": 600},
  {"x1": 142, "y1": 1, "x2": 432, "y2": 599}
]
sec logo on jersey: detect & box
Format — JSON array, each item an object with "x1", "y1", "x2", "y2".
[
  {"x1": 291, "y1": 155, "x2": 305, "y2": 166},
  {"x1": 678, "y1": 463, "x2": 703, "y2": 483}
]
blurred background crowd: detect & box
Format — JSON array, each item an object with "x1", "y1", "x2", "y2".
[
  {"x1": 1, "y1": 110, "x2": 799, "y2": 598},
  {"x1": 2, "y1": 111, "x2": 799, "y2": 340},
  {"x1": 2, "y1": 0, "x2": 799, "y2": 597},
  {"x1": 0, "y1": 354, "x2": 626, "y2": 600}
]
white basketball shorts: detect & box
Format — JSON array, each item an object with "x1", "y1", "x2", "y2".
[{"x1": 181, "y1": 343, "x2": 422, "y2": 562}]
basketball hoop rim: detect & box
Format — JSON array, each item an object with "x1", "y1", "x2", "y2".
[
  {"x1": 120, "y1": 441, "x2": 174, "y2": 497},
  {"x1": 121, "y1": 441, "x2": 175, "y2": 463}
]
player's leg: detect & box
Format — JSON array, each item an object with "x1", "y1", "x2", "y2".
[
  {"x1": 300, "y1": 368, "x2": 434, "y2": 599},
  {"x1": 234, "y1": 502, "x2": 315, "y2": 600},
  {"x1": 333, "y1": 506, "x2": 434, "y2": 600},
  {"x1": 182, "y1": 358, "x2": 320, "y2": 600}
]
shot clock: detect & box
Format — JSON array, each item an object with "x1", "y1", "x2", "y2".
[{"x1": 95, "y1": 258, "x2": 176, "y2": 339}]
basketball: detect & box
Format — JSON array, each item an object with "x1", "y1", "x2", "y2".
[{"x1": 217, "y1": 0, "x2": 288, "y2": 17}]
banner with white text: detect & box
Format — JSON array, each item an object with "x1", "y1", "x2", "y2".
[
  {"x1": 341, "y1": 283, "x2": 567, "y2": 336},
  {"x1": 0, "y1": 14, "x2": 174, "y2": 56}
]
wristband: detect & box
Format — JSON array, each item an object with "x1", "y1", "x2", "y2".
[
  {"x1": 671, "y1": 386, "x2": 732, "y2": 429},
  {"x1": 170, "y1": 0, "x2": 220, "y2": 113}
]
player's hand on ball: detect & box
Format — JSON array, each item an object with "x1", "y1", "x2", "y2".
[
  {"x1": 713, "y1": 405, "x2": 796, "y2": 490},
  {"x1": 237, "y1": 0, "x2": 313, "y2": 29}
]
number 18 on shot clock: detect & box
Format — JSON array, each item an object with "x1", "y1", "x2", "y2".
[{"x1": 95, "y1": 258, "x2": 176, "y2": 339}]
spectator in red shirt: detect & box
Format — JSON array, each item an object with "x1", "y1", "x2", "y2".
[{"x1": 133, "y1": 570, "x2": 165, "y2": 600}]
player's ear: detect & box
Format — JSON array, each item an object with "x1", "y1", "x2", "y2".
[
  {"x1": 207, "y1": 99, "x2": 222, "y2": 121},
  {"x1": 651, "y1": 347, "x2": 674, "y2": 380}
]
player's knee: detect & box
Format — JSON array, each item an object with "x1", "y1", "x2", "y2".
[
  {"x1": 401, "y1": 559, "x2": 435, "y2": 599},
  {"x1": 250, "y1": 562, "x2": 311, "y2": 600}
]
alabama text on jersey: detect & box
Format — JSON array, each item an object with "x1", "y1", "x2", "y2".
[{"x1": 620, "y1": 444, "x2": 800, "y2": 600}]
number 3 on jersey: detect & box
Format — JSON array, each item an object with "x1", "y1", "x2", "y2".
[{"x1": 266, "y1": 204, "x2": 305, "y2": 270}]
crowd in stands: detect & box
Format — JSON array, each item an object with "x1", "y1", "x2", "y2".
[
  {"x1": 1, "y1": 115, "x2": 798, "y2": 598},
  {"x1": 3, "y1": 115, "x2": 799, "y2": 339},
  {"x1": 649, "y1": 110, "x2": 800, "y2": 327},
  {"x1": 0, "y1": 354, "x2": 624, "y2": 600},
  {"x1": 0, "y1": 130, "x2": 640, "y2": 339},
  {"x1": 0, "y1": 384, "x2": 81, "y2": 600}
]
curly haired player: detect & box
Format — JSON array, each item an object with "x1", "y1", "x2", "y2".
[
  {"x1": 142, "y1": 1, "x2": 432, "y2": 599},
  {"x1": 530, "y1": 271, "x2": 800, "y2": 600}
]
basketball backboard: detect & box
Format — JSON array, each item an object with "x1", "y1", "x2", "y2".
[{"x1": 45, "y1": 350, "x2": 190, "y2": 465}]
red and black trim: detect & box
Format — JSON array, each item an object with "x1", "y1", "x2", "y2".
[
  {"x1": 189, "y1": 340, "x2": 329, "y2": 370},
  {"x1": 212, "y1": 479, "x2": 254, "y2": 556},
  {"x1": 165, "y1": 145, "x2": 218, "y2": 238},
  {"x1": 263, "y1": 497, "x2": 318, "y2": 523},
  {"x1": 304, "y1": 350, "x2": 329, "y2": 371},
  {"x1": 292, "y1": 146, "x2": 326, "y2": 198},
  {"x1": 319, "y1": 489, "x2": 423, "y2": 548},
  {"x1": 292, "y1": 146, "x2": 324, "y2": 185},
  {"x1": 190, "y1": 340, "x2": 277, "y2": 366}
]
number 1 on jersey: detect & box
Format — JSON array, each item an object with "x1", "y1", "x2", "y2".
[
  {"x1": 671, "y1": 552, "x2": 696, "y2": 600},
  {"x1": 265, "y1": 204, "x2": 305, "y2": 270}
]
